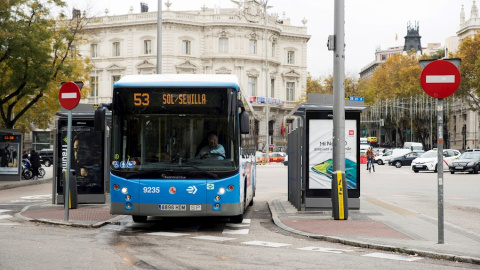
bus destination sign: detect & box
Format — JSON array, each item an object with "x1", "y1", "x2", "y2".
[{"x1": 133, "y1": 92, "x2": 208, "y2": 107}]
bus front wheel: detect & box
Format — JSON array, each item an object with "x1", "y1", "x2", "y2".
[{"x1": 132, "y1": 215, "x2": 147, "y2": 223}]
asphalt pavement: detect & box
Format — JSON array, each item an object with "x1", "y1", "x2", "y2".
[{"x1": 1, "y1": 175, "x2": 479, "y2": 265}]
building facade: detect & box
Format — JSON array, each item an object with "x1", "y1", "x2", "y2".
[
  {"x1": 448, "y1": 0, "x2": 480, "y2": 150},
  {"x1": 76, "y1": 1, "x2": 310, "y2": 152}
]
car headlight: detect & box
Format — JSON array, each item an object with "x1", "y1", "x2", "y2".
[{"x1": 467, "y1": 161, "x2": 475, "y2": 166}]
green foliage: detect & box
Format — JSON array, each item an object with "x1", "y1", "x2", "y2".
[
  {"x1": 304, "y1": 73, "x2": 360, "y2": 102},
  {"x1": 0, "y1": 0, "x2": 90, "y2": 132},
  {"x1": 358, "y1": 51, "x2": 422, "y2": 104},
  {"x1": 454, "y1": 32, "x2": 480, "y2": 111}
]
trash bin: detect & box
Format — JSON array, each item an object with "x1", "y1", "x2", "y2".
[{"x1": 63, "y1": 169, "x2": 78, "y2": 209}]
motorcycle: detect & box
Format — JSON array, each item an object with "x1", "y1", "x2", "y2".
[{"x1": 22, "y1": 158, "x2": 45, "y2": 180}]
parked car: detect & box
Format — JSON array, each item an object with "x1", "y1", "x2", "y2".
[
  {"x1": 39, "y1": 149, "x2": 53, "y2": 167},
  {"x1": 449, "y1": 151, "x2": 480, "y2": 174},
  {"x1": 411, "y1": 149, "x2": 461, "y2": 173},
  {"x1": 269, "y1": 152, "x2": 286, "y2": 163},
  {"x1": 388, "y1": 151, "x2": 422, "y2": 168},
  {"x1": 376, "y1": 148, "x2": 411, "y2": 165}
]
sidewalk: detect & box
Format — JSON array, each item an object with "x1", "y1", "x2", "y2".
[
  {"x1": 0, "y1": 178, "x2": 121, "y2": 228},
  {"x1": 268, "y1": 196, "x2": 480, "y2": 265},
  {"x1": 2, "y1": 178, "x2": 479, "y2": 265}
]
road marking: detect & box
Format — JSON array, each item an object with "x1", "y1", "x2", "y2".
[
  {"x1": 0, "y1": 223, "x2": 19, "y2": 226},
  {"x1": 362, "y1": 252, "x2": 423, "y2": 262},
  {"x1": 20, "y1": 194, "x2": 52, "y2": 200},
  {"x1": 297, "y1": 247, "x2": 354, "y2": 254},
  {"x1": 222, "y1": 228, "x2": 249, "y2": 235},
  {"x1": 147, "y1": 232, "x2": 190, "y2": 237},
  {"x1": 191, "y1": 236, "x2": 236, "y2": 241},
  {"x1": 223, "y1": 218, "x2": 251, "y2": 234},
  {"x1": 241, "y1": 241, "x2": 291, "y2": 248},
  {"x1": 0, "y1": 214, "x2": 12, "y2": 220},
  {"x1": 0, "y1": 209, "x2": 11, "y2": 213}
]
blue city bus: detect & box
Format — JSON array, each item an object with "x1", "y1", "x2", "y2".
[{"x1": 95, "y1": 74, "x2": 256, "y2": 223}]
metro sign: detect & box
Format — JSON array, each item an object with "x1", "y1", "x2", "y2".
[
  {"x1": 420, "y1": 59, "x2": 461, "y2": 99},
  {"x1": 59, "y1": 81, "x2": 81, "y2": 110}
]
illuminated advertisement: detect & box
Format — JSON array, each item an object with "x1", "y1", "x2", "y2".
[
  {"x1": 0, "y1": 139, "x2": 20, "y2": 175},
  {"x1": 57, "y1": 119, "x2": 104, "y2": 194},
  {"x1": 308, "y1": 119, "x2": 357, "y2": 189}
]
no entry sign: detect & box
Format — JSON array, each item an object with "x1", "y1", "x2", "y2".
[
  {"x1": 59, "y1": 82, "x2": 81, "y2": 110},
  {"x1": 420, "y1": 60, "x2": 460, "y2": 99}
]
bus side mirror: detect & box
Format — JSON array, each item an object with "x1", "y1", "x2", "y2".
[
  {"x1": 240, "y1": 111, "x2": 250, "y2": 134},
  {"x1": 95, "y1": 108, "x2": 106, "y2": 132}
]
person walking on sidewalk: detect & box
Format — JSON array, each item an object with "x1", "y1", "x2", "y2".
[
  {"x1": 365, "y1": 147, "x2": 376, "y2": 172},
  {"x1": 30, "y1": 149, "x2": 41, "y2": 180}
]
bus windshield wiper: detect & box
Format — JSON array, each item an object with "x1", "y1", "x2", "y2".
[{"x1": 178, "y1": 165, "x2": 218, "y2": 179}]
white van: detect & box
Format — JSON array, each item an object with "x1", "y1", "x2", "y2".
[
  {"x1": 360, "y1": 137, "x2": 370, "y2": 155},
  {"x1": 403, "y1": 142, "x2": 423, "y2": 152},
  {"x1": 376, "y1": 148, "x2": 411, "y2": 165}
]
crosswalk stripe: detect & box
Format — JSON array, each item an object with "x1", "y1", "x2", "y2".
[
  {"x1": 241, "y1": 241, "x2": 291, "y2": 248},
  {"x1": 147, "y1": 232, "x2": 190, "y2": 237},
  {"x1": 191, "y1": 236, "x2": 236, "y2": 241},
  {"x1": 0, "y1": 214, "x2": 12, "y2": 220},
  {"x1": 362, "y1": 252, "x2": 423, "y2": 262},
  {"x1": 0, "y1": 209, "x2": 11, "y2": 214},
  {"x1": 222, "y1": 228, "x2": 249, "y2": 235},
  {"x1": 0, "y1": 223, "x2": 19, "y2": 226},
  {"x1": 298, "y1": 247, "x2": 354, "y2": 254}
]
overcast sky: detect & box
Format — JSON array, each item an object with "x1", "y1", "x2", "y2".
[{"x1": 64, "y1": 0, "x2": 470, "y2": 78}]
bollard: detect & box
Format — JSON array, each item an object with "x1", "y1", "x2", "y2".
[
  {"x1": 332, "y1": 170, "x2": 348, "y2": 220},
  {"x1": 63, "y1": 169, "x2": 78, "y2": 209}
]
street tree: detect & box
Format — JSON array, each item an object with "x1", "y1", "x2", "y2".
[
  {"x1": 454, "y1": 31, "x2": 480, "y2": 111},
  {"x1": 0, "y1": 0, "x2": 91, "y2": 131},
  {"x1": 358, "y1": 51, "x2": 433, "y2": 146}
]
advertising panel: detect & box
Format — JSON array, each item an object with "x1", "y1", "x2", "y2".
[
  {"x1": 57, "y1": 119, "x2": 104, "y2": 194},
  {"x1": 308, "y1": 119, "x2": 357, "y2": 190},
  {"x1": 0, "y1": 140, "x2": 20, "y2": 175}
]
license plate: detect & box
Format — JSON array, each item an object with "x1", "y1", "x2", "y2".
[
  {"x1": 415, "y1": 165, "x2": 422, "y2": 168},
  {"x1": 190, "y1": 205, "x2": 202, "y2": 211},
  {"x1": 159, "y1": 204, "x2": 187, "y2": 211},
  {"x1": 455, "y1": 166, "x2": 464, "y2": 169}
]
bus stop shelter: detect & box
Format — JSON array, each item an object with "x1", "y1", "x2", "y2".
[{"x1": 286, "y1": 95, "x2": 367, "y2": 211}]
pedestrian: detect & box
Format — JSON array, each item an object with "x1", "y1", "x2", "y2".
[
  {"x1": 365, "y1": 147, "x2": 376, "y2": 172},
  {"x1": 30, "y1": 149, "x2": 41, "y2": 180}
]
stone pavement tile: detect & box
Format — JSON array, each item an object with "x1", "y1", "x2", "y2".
[{"x1": 280, "y1": 218, "x2": 411, "y2": 238}]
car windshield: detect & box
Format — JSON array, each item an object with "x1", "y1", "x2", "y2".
[
  {"x1": 420, "y1": 150, "x2": 437, "y2": 158},
  {"x1": 458, "y1": 152, "x2": 480, "y2": 159}
]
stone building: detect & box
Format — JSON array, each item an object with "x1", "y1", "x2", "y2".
[
  {"x1": 448, "y1": 0, "x2": 480, "y2": 150},
  {"x1": 75, "y1": 1, "x2": 310, "y2": 152}
]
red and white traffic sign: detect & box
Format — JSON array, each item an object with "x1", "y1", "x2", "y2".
[
  {"x1": 420, "y1": 60, "x2": 461, "y2": 99},
  {"x1": 59, "y1": 82, "x2": 81, "y2": 110}
]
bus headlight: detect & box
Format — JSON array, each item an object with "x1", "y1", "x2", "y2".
[
  {"x1": 215, "y1": 195, "x2": 221, "y2": 201},
  {"x1": 121, "y1": 187, "x2": 128, "y2": 194},
  {"x1": 113, "y1": 184, "x2": 120, "y2": 190},
  {"x1": 218, "y1": 188, "x2": 225, "y2": 195},
  {"x1": 125, "y1": 195, "x2": 131, "y2": 201}
]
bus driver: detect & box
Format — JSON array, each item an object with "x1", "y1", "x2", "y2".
[{"x1": 197, "y1": 133, "x2": 226, "y2": 160}]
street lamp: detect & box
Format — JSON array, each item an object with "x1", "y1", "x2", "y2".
[{"x1": 261, "y1": 0, "x2": 272, "y2": 154}]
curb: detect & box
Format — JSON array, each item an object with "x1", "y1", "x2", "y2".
[
  {"x1": 267, "y1": 197, "x2": 480, "y2": 265},
  {"x1": 0, "y1": 178, "x2": 52, "y2": 191},
  {"x1": 16, "y1": 202, "x2": 125, "y2": 229}
]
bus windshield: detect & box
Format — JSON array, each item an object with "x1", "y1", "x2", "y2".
[{"x1": 110, "y1": 87, "x2": 239, "y2": 179}]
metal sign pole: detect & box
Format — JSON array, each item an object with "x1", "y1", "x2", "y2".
[
  {"x1": 437, "y1": 98, "x2": 444, "y2": 244},
  {"x1": 65, "y1": 109, "x2": 72, "y2": 221}
]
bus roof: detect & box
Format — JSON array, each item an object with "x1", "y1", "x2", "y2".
[{"x1": 114, "y1": 74, "x2": 240, "y2": 88}]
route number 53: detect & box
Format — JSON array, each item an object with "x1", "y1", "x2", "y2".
[{"x1": 134, "y1": 93, "x2": 149, "y2": 106}]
